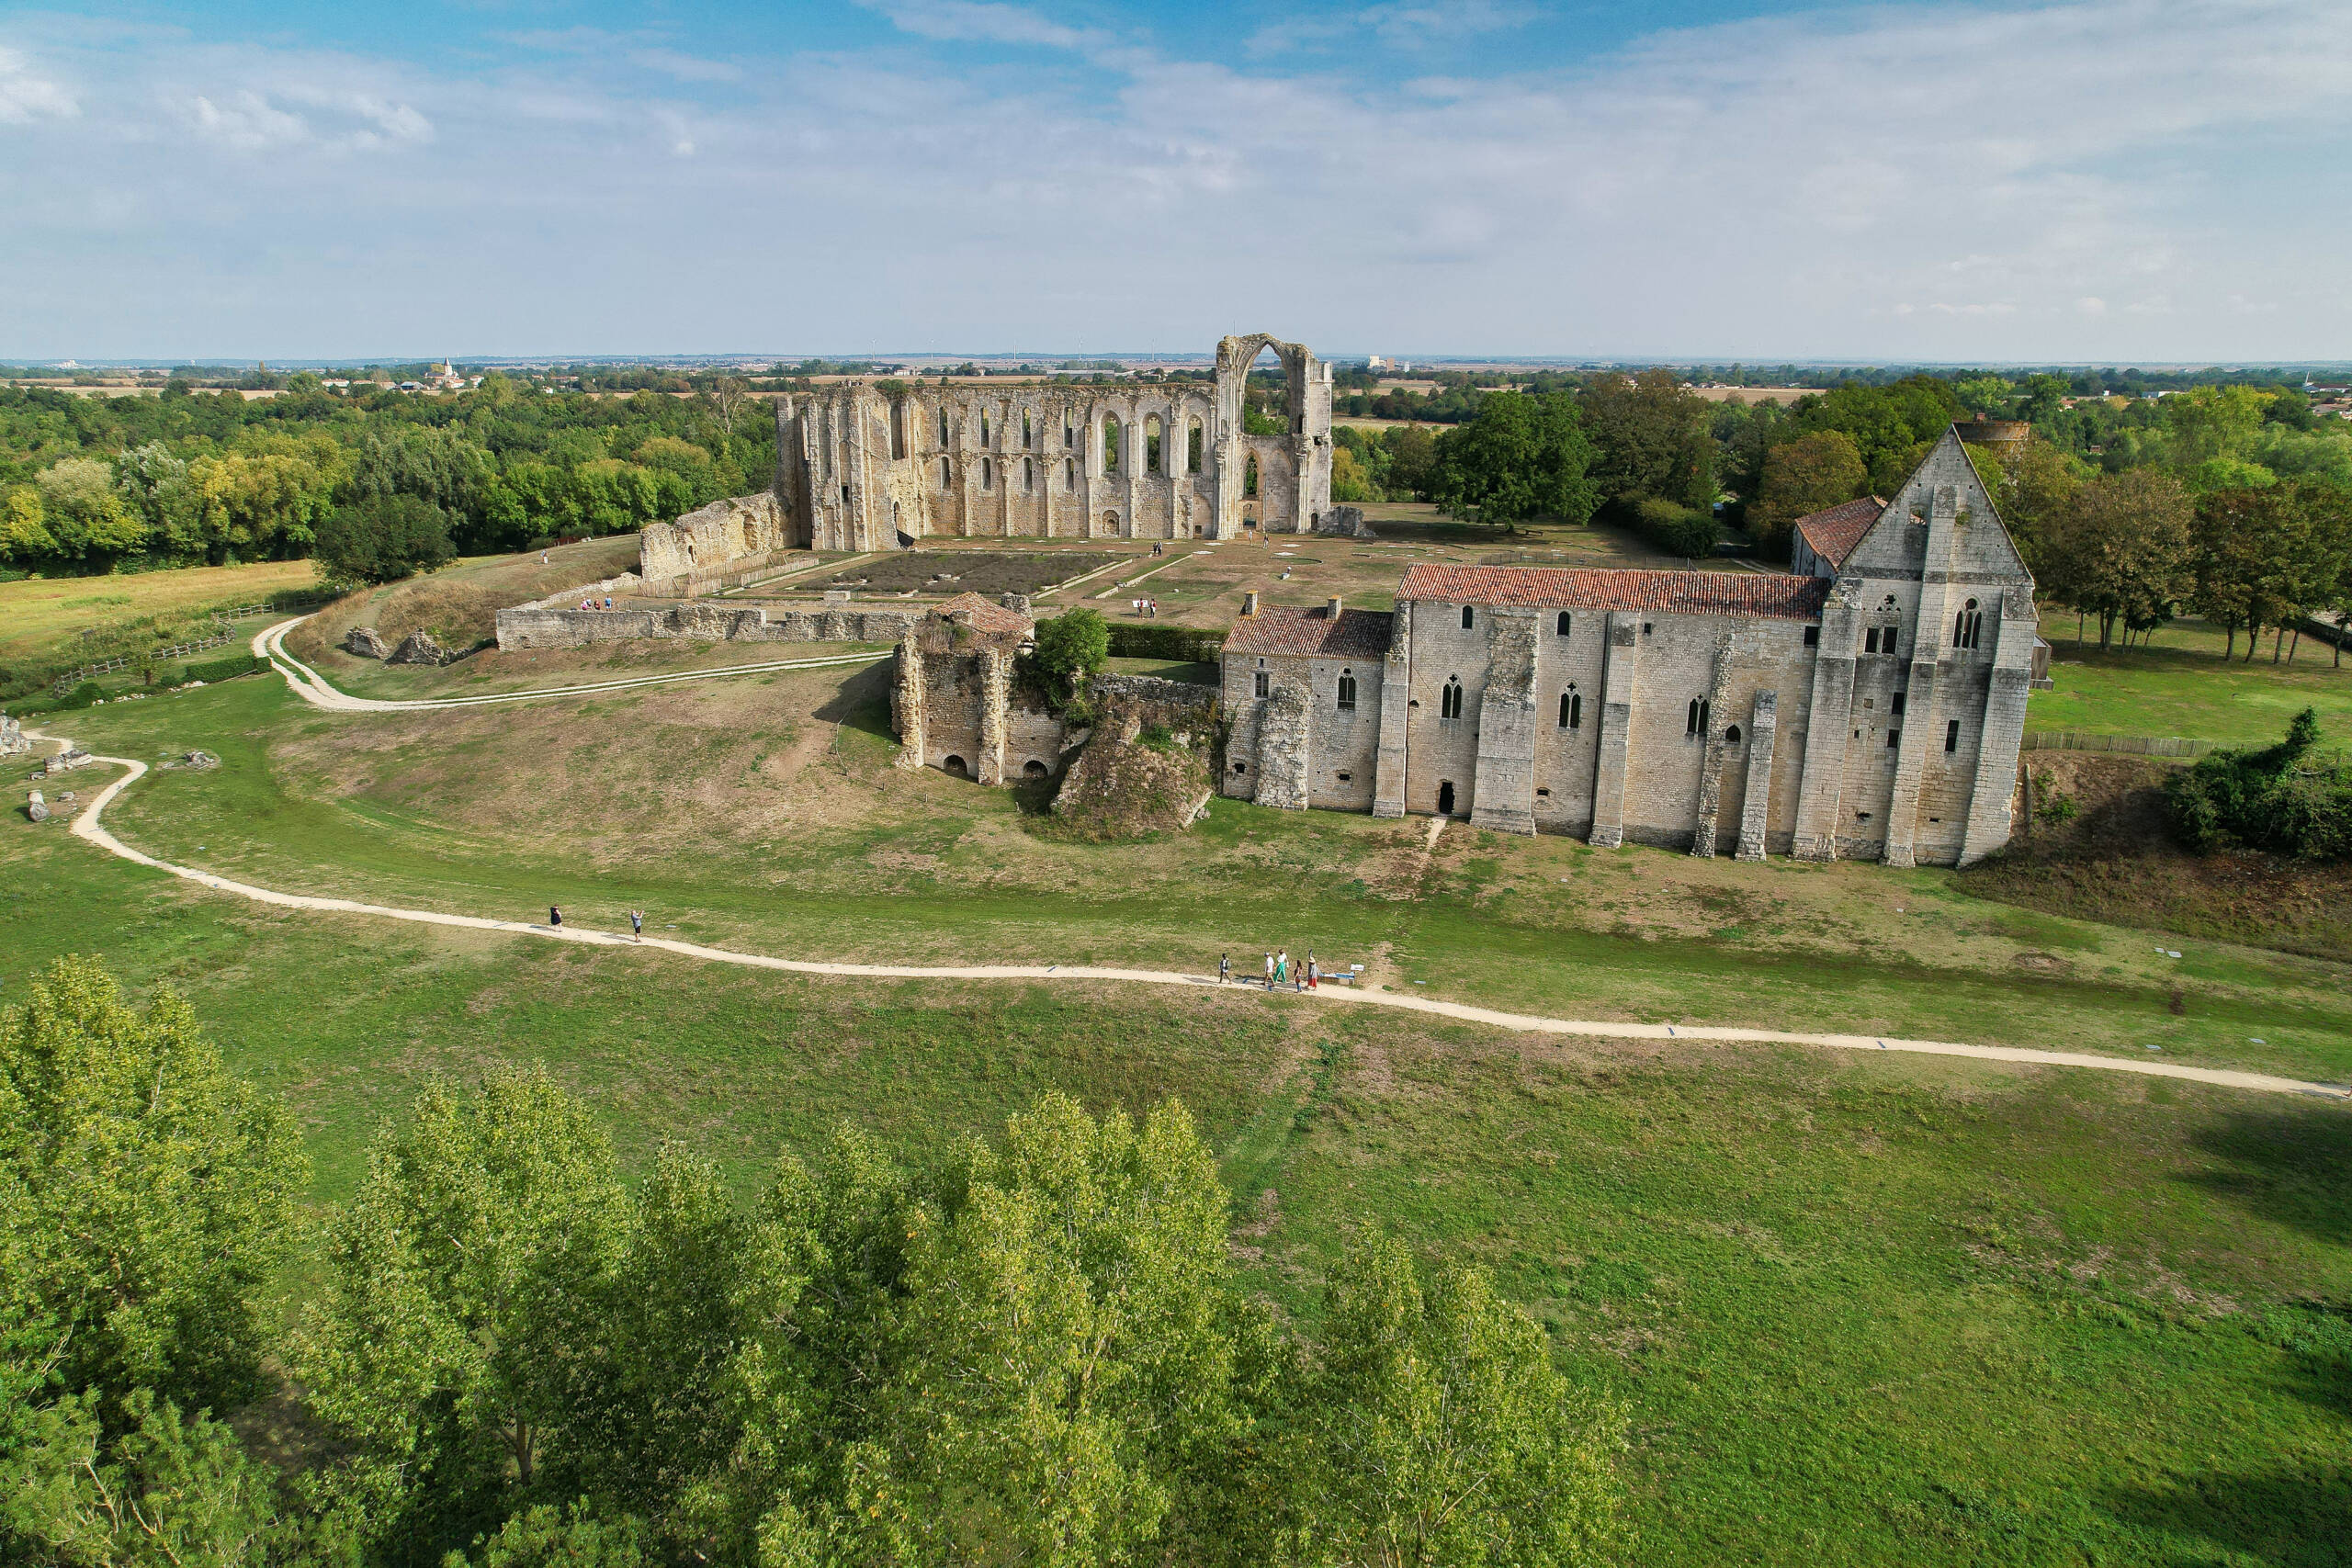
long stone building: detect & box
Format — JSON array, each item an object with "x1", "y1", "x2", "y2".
[{"x1": 1222, "y1": 429, "x2": 2038, "y2": 866}]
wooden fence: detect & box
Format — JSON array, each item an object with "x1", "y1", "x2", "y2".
[
  {"x1": 49, "y1": 598, "x2": 325, "y2": 694},
  {"x1": 2021, "y1": 730, "x2": 2219, "y2": 758}
]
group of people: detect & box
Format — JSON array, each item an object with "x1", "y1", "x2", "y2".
[
  {"x1": 546, "y1": 907, "x2": 646, "y2": 942},
  {"x1": 576, "y1": 595, "x2": 616, "y2": 611},
  {"x1": 1218, "y1": 950, "x2": 1329, "y2": 991},
  {"x1": 1128, "y1": 597, "x2": 1162, "y2": 617}
]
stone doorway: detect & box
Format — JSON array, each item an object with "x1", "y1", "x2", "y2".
[{"x1": 1437, "y1": 780, "x2": 1456, "y2": 816}]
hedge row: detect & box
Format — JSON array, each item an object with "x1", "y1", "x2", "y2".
[
  {"x1": 1105, "y1": 623, "x2": 1223, "y2": 663},
  {"x1": 183, "y1": 652, "x2": 270, "y2": 684}
]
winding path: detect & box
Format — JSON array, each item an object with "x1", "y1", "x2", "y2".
[{"x1": 30, "y1": 715, "x2": 2348, "y2": 1103}]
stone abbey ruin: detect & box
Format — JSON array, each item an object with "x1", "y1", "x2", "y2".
[
  {"x1": 476, "y1": 334, "x2": 2039, "y2": 867},
  {"x1": 640, "y1": 331, "x2": 1337, "y2": 582}
]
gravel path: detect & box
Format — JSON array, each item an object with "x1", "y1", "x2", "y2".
[{"x1": 32, "y1": 730, "x2": 2348, "y2": 1103}]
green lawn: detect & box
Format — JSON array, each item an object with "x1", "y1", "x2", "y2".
[
  {"x1": 9, "y1": 665, "x2": 2352, "y2": 1565},
  {"x1": 2030, "y1": 613, "x2": 2352, "y2": 746}
]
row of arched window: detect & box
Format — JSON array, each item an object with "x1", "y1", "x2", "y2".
[
  {"x1": 917, "y1": 404, "x2": 1210, "y2": 479},
  {"x1": 935, "y1": 457, "x2": 1085, "y2": 493}
]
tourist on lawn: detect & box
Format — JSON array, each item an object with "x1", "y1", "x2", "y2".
[
  {"x1": 630, "y1": 910, "x2": 643, "y2": 942},
  {"x1": 1264, "y1": 952, "x2": 1275, "y2": 989},
  {"x1": 1219, "y1": 953, "x2": 1230, "y2": 985},
  {"x1": 1307, "y1": 953, "x2": 1318, "y2": 989},
  {"x1": 1275, "y1": 950, "x2": 1289, "y2": 988},
  {"x1": 549, "y1": 906, "x2": 562, "y2": 929}
]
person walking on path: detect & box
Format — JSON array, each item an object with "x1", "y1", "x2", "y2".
[
  {"x1": 1275, "y1": 950, "x2": 1290, "y2": 989},
  {"x1": 1219, "y1": 953, "x2": 1230, "y2": 985},
  {"x1": 630, "y1": 909, "x2": 643, "y2": 942},
  {"x1": 1307, "y1": 953, "x2": 1319, "y2": 990},
  {"x1": 1264, "y1": 952, "x2": 1276, "y2": 990},
  {"x1": 548, "y1": 905, "x2": 562, "y2": 929}
]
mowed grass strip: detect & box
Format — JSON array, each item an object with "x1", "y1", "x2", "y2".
[
  {"x1": 0, "y1": 558, "x2": 321, "y2": 667},
  {"x1": 2029, "y1": 612, "x2": 2352, "y2": 745},
  {"x1": 2, "y1": 822, "x2": 2346, "y2": 1568}
]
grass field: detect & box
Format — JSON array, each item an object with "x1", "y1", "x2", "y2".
[
  {"x1": 8, "y1": 552, "x2": 2352, "y2": 1564},
  {"x1": 0, "y1": 558, "x2": 321, "y2": 669},
  {"x1": 2030, "y1": 613, "x2": 2352, "y2": 746},
  {"x1": 5, "y1": 697, "x2": 2348, "y2": 1565}
]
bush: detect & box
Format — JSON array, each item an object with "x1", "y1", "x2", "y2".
[
  {"x1": 182, "y1": 652, "x2": 268, "y2": 684},
  {"x1": 313, "y1": 494, "x2": 455, "y2": 585},
  {"x1": 1631, "y1": 495, "x2": 1722, "y2": 557},
  {"x1": 15, "y1": 681, "x2": 105, "y2": 716},
  {"x1": 2166, "y1": 708, "x2": 2352, "y2": 860},
  {"x1": 1105, "y1": 623, "x2": 1223, "y2": 663},
  {"x1": 1032, "y1": 608, "x2": 1110, "y2": 686}
]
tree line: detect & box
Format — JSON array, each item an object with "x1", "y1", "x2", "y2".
[
  {"x1": 1, "y1": 958, "x2": 1623, "y2": 1568},
  {"x1": 0, "y1": 378, "x2": 776, "y2": 580}
]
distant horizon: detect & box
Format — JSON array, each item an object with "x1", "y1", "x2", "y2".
[{"x1": 11, "y1": 355, "x2": 2352, "y2": 376}]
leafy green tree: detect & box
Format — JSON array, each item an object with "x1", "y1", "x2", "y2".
[
  {"x1": 1383, "y1": 425, "x2": 1439, "y2": 502},
  {"x1": 296, "y1": 1066, "x2": 630, "y2": 1560},
  {"x1": 4, "y1": 1390, "x2": 288, "y2": 1568},
  {"x1": 2189, "y1": 483, "x2": 2335, "y2": 661},
  {"x1": 842, "y1": 1095, "x2": 1242, "y2": 1568},
  {"x1": 1577, "y1": 371, "x2": 1715, "y2": 513},
  {"x1": 1430, "y1": 392, "x2": 1598, "y2": 528},
  {"x1": 1298, "y1": 1235, "x2": 1622, "y2": 1567},
  {"x1": 1750, "y1": 430, "x2": 1866, "y2": 558},
  {"x1": 0, "y1": 957, "x2": 304, "y2": 1418},
  {"x1": 1996, "y1": 435, "x2": 2085, "y2": 573},
  {"x1": 2040, "y1": 469, "x2": 2192, "y2": 649},
  {"x1": 313, "y1": 494, "x2": 455, "y2": 585},
  {"x1": 445, "y1": 1499, "x2": 647, "y2": 1568},
  {"x1": 1954, "y1": 375, "x2": 2016, "y2": 417},
  {"x1": 1032, "y1": 608, "x2": 1110, "y2": 690},
  {"x1": 2164, "y1": 385, "x2": 2270, "y2": 471}
]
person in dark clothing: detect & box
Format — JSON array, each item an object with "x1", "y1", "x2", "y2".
[{"x1": 549, "y1": 906, "x2": 562, "y2": 928}]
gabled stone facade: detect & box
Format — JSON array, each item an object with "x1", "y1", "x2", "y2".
[{"x1": 1219, "y1": 429, "x2": 2037, "y2": 867}]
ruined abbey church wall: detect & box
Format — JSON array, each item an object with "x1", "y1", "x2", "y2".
[{"x1": 638, "y1": 334, "x2": 1335, "y2": 581}]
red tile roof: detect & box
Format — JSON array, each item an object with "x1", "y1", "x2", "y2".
[
  {"x1": 1792, "y1": 495, "x2": 1886, "y2": 569},
  {"x1": 933, "y1": 592, "x2": 1033, "y2": 636},
  {"x1": 1221, "y1": 604, "x2": 1396, "y2": 658},
  {"x1": 1396, "y1": 564, "x2": 1827, "y2": 621}
]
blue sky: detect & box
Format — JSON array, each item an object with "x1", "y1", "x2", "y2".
[{"x1": 3, "y1": 0, "x2": 2347, "y2": 362}]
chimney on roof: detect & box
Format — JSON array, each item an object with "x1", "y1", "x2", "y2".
[
  {"x1": 1326, "y1": 596, "x2": 1342, "y2": 618},
  {"x1": 1242, "y1": 591, "x2": 1259, "y2": 616}
]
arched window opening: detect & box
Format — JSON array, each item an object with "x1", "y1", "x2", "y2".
[
  {"x1": 1555, "y1": 611, "x2": 1572, "y2": 637},
  {"x1": 890, "y1": 400, "x2": 907, "y2": 459},
  {"x1": 1023, "y1": 457, "x2": 1034, "y2": 492},
  {"x1": 1064, "y1": 415, "x2": 1074, "y2": 449},
  {"x1": 1188, "y1": 419, "x2": 1203, "y2": 473},
  {"x1": 1558, "y1": 692, "x2": 1577, "y2": 728},
  {"x1": 938, "y1": 409, "x2": 949, "y2": 448},
  {"x1": 940, "y1": 457, "x2": 952, "y2": 490},
  {"x1": 1461, "y1": 604, "x2": 1475, "y2": 630},
  {"x1": 1687, "y1": 697, "x2": 1708, "y2": 737},
  {"x1": 1337, "y1": 671, "x2": 1357, "y2": 711},
  {"x1": 1441, "y1": 678, "x2": 1464, "y2": 721},
  {"x1": 1146, "y1": 414, "x2": 1164, "y2": 475},
  {"x1": 1023, "y1": 759, "x2": 1048, "y2": 778},
  {"x1": 1023, "y1": 411, "x2": 1033, "y2": 448},
  {"x1": 980, "y1": 412, "x2": 990, "y2": 447},
  {"x1": 1725, "y1": 724, "x2": 1742, "y2": 743},
  {"x1": 943, "y1": 754, "x2": 967, "y2": 777},
  {"x1": 1243, "y1": 453, "x2": 1259, "y2": 498},
  {"x1": 980, "y1": 457, "x2": 992, "y2": 491},
  {"x1": 1953, "y1": 597, "x2": 1983, "y2": 650},
  {"x1": 1065, "y1": 458, "x2": 1076, "y2": 491},
  {"x1": 1102, "y1": 416, "x2": 1122, "y2": 475}
]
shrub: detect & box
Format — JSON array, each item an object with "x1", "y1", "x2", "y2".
[
  {"x1": 183, "y1": 652, "x2": 268, "y2": 684},
  {"x1": 1631, "y1": 495, "x2": 1722, "y2": 557},
  {"x1": 1105, "y1": 623, "x2": 1223, "y2": 663},
  {"x1": 1032, "y1": 607, "x2": 1110, "y2": 687},
  {"x1": 2165, "y1": 708, "x2": 2352, "y2": 861}
]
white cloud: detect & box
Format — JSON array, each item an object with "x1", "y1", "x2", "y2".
[
  {"x1": 0, "y1": 45, "x2": 79, "y2": 123},
  {"x1": 631, "y1": 48, "x2": 742, "y2": 85},
  {"x1": 859, "y1": 0, "x2": 1091, "y2": 50},
  {"x1": 4, "y1": 0, "x2": 2351, "y2": 361}
]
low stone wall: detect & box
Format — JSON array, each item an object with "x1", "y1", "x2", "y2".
[{"x1": 496, "y1": 573, "x2": 919, "y2": 651}]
